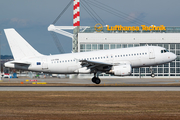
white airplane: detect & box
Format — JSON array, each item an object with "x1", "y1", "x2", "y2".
[{"x1": 4, "y1": 28, "x2": 177, "y2": 84}]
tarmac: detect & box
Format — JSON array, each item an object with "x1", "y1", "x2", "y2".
[
  {"x1": 1, "y1": 77, "x2": 180, "y2": 84},
  {"x1": 0, "y1": 86, "x2": 179, "y2": 91},
  {"x1": 0, "y1": 77, "x2": 180, "y2": 91}
]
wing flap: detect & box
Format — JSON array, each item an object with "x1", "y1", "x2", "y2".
[{"x1": 79, "y1": 60, "x2": 112, "y2": 71}]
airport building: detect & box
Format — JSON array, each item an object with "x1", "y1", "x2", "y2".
[
  {"x1": 49, "y1": 0, "x2": 180, "y2": 78},
  {"x1": 75, "y1": 25, "x2": 180, "y2": 78}
]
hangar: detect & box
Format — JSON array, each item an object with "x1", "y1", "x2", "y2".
[
  {"x1": 49, "y1": 0, "x2": 180, "y2": 78},
  {"x1": 77, "y1": 25, "x2": 180, "y2": 78}
]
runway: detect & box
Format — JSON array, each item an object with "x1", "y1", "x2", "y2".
[
  {"x1": 0, "y1": 86, "x2": 179, "y2": 91},
  {"x1": 0, "y1": 78, "x2": 180, "y2": 91},
  {"x1": 1, "y1": 77, "x2": 180, "y2": 84}
]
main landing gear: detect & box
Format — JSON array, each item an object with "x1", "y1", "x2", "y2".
[
  {"x1": 92, "y1": 73, "x2": 101, "y2": 84},
  {"x1": 150, "y1": 66, "x2": 155, "y2": 78}
]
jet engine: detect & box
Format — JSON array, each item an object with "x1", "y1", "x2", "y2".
[
  {"x1": 74, "y1": 67, "x2": 91, "y2": 74},
  {"x1": 110, "y1": 64, "x2": 132, "y2": 76}
]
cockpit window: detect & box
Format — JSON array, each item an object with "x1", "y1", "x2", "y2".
[
  {"x1": 161, "y1": 49, "x2": 169, "y2": 53},
  {"x1": 165, "y1": 49, "x2": 169, "y2": 52}
]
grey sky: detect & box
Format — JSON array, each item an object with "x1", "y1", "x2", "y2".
[{"x1": 1, "y1": 0, "x2": 180, "y2": 55}]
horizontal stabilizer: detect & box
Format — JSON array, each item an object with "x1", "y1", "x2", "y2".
[{"x1": 9, "y1": 61, "x2": 31, "y2": 65}]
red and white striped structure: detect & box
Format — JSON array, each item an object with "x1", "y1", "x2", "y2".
[{"x1": 73, "y1": 0, "x2": 80, "y2": 26}]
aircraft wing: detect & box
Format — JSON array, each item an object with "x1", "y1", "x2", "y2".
[{"x1": 79, "y1": 60, "x2": 113, "y2": 72}]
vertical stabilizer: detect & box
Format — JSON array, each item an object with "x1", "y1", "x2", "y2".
[{"x1": 4, "y1": 28, "x2": 43, "y2": 60}]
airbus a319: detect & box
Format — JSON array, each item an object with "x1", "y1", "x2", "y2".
[{"x1": 4, "y1": 28, "x2": 177, "y2": 84}]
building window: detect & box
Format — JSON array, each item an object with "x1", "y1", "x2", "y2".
[
  {"x1": 158, "y1": 68, "x2": 163, "y2": 73},
  {"x1": 80, "y1": 44, "x2": 85, "y2": 49},
  {"x1": 164, "y1": 68, "x2": 169, "y2": 73},
  {"x1": 117, "y1": 44, "x2": 121, "y2": 48},
  {"x1": 110, "y1": 44, "x2": 115, "y2": 49},
  {"x1": 86, "y1": 44, "x2": 91, "y2": 50},
  {"x1": 170, "y1": 44, "x2": 175, "y2": 50},
  {"x1": 128, "y1": 44, "x2": 133, "y2": 47},
  {"x1": 98, "y1": 44, "x2": 103, "y2": 50},
  {"x1": 122, "y1": 44, "x2": 127, "y2": 48},
  {"x1": 176, "y1": 44, "x2": 180, "y2": 49},
  {"x1": 92, "y1": 44, "x2": 97, "y2": 50},
  {"x1": 104, "y1": 44, "x2": 109, "y2": 50}
]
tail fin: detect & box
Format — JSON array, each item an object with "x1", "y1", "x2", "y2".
[{"x1": 4, "y1": 28, "x2": 43, "y2": 60}]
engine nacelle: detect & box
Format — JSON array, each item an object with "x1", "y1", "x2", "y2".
[
  {"x1": 74, "y1": 67, "x2": 91, "y2": 74},
  {"x1": 110, "y1": 64, "x2": 132, "y2": 76}
]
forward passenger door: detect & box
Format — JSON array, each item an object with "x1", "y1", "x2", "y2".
[{"x1": 148, "y1": 48, "x2": 155, "y2": 59}]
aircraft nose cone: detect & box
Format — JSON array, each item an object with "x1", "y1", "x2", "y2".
[{"x1": 172, "y1": 53, "x2": 177, "y2": 60}]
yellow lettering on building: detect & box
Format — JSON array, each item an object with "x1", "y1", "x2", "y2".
[
  {"x1": 107, "y1": 25, "x2": 140, "y2": 31},
  {"x1": 107, "y1": 25, "x2": 166, "y2": 31},
  {"x1": 141, "y1": 25, "x2": 166, "y2": 31}
]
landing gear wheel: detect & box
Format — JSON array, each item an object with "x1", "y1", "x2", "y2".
[
  {"x1": 91, "y1": 77, "x2": 101, "y2": 84},
  {"x1": 92, "y1": 77, "x2": 96, "y2": 83},
  {"x1": 149, "y1": 66, "x2": 155, "y2": 78},
  {"x1": 151, "y1": 73, "x2": 155, "y2": 78},
  {"x1": 92, "y1": 72, "x2": 101, "y2": 84},
  {"x1": 95, "y1": 78, "x2": 101, "y2": 84}
]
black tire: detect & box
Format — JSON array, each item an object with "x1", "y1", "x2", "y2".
[
  {"x1": 95, "y1": 78, "x2": 101, "y2": 84},
  {"x1": 151, "y1": 73, "x2": 155, "y2": 78},
  {"x1": 92, "y1": 77, "x2": 96, "y2": 83}
]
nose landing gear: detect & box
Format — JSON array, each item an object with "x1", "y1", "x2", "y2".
[{"x1": 150, "y1": 66, "x2": 155, "y2": 78}]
